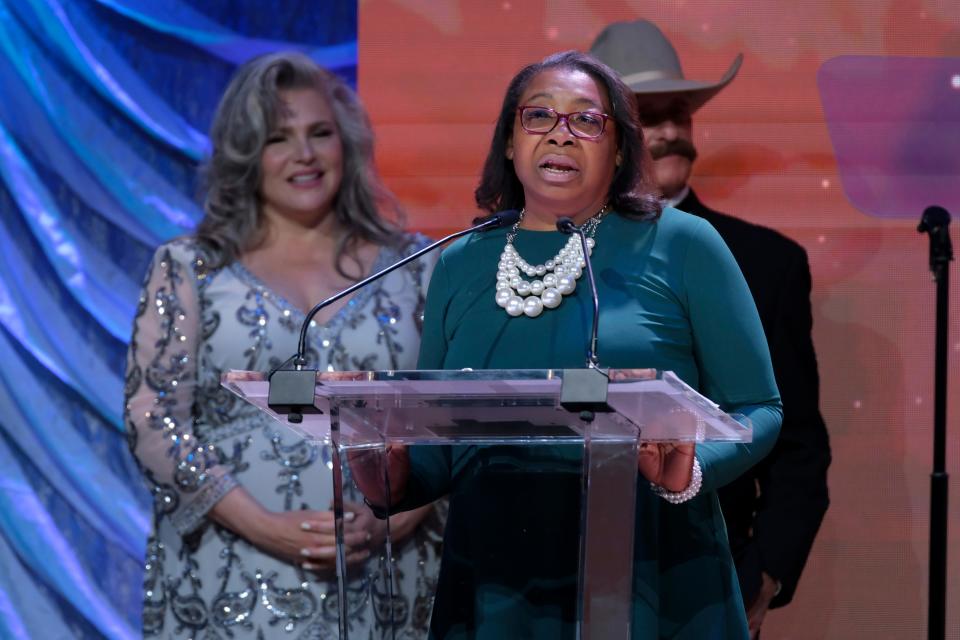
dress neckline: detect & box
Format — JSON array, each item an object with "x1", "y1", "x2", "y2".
[{"x1": 229, "y1": 246, "x2": 390, "y2": 334}]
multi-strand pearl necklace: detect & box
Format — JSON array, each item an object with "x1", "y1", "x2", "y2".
[{"x1": 494, "y1": 206, "x2": 607, "y2": 318}]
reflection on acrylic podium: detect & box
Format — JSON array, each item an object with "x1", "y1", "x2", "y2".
[{"x1": 223, "y1": 368, "x2": 751, "y2": 639}]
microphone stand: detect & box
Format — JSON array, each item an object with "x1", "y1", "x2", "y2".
[
  {"x1": 267, "y1": 209, "x2": 521, "y2": 423},
  {"x1": 556, "y1": 215, "x2": 621, "y2": 640},
  {"x1": 917, "y1": 205, "x2": 953, "y2": 640},
  {"x1": 265, "y1": 211, "x2": 516, "y2": 640},
  {"x1": 557, "y1": 217, "x2": 602, "y2": 367},
  {"x1": 556, "y1": 216, "x2": 610, "y2": 414}
]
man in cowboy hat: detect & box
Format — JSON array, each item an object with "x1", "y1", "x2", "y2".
[{"x1": 591, "y1": 19, "x2": 832, "y2": 638}]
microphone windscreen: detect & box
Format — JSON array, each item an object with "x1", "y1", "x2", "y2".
[
  {"x1": 555, "y1": 217, "x2": 577, "y2": 234},
  {"x1": 494, "y1": 209, "x2": 522, "y2": 228},
  {"x1": 918, "y1": 205, "x2": 951, "y2": 232},
  {"x1": 924, "y1": 205, "x2": 951, "y2": 225}
]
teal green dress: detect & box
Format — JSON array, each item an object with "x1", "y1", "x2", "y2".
[{"x1": 408, "y1": 208, "x2": 782, "y2": 639}]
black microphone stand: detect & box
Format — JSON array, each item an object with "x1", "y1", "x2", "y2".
[
  {"x1": 556, "y1": 216, "x2": 610, "y2": 414},
  {"x1": 557, "y1": 217, "x2": 602, "y2": 367},
  {"x1": 555, "y1": 215, "x2": 616, "y2": 640},
  {"x1": 267, "y1": 209, "x2": 521, "y2": 423},
  {"x1": 917, "y1": 205, "x2": 953, "y2": 640}
]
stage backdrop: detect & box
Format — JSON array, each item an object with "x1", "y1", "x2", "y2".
[
  {"x1": 358, "y1": 1, "x2": 960, "y2": 639},
  {"x1": 0, "y1": 1, "x2": 353, "y2": 638}
]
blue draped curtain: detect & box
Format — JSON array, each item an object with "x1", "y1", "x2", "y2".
[{"x1": 0, "y1": 1, "x2": 356, "y2": 637}]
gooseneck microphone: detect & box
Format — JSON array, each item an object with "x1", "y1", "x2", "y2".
[
  {"x1": 295, "y1": 208, "x2": 521, "y2": 367},
  {"x1": 556, "y1": 216, "x2": 601, "y2": 368},
  {"x1": 268, "y1": 209, "x2": 522, "y2": 422},
  {"x1": 555, "y1": 215, "x2": 610, "y2": 413}
]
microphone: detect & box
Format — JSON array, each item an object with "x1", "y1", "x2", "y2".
[
  {"x1": 555, "y1": 215, "x2": 610, "y2": 414},
  {"x1": 917, "y1": 205, "x2": 953, "y2": 273},
  {"x1": 556, "y1": 216, "x2": 601, "y2": 368},
  {"x1": 268, "y1": 209, "x2": 522, "y2": 422}
]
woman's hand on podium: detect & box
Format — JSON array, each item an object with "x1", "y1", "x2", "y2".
[
  {"x1": 607, "y1": 367, "x2": 658, "y2": 382},
  {"x1": 637, "y1": 441, "x2": 696, "y2": 492},
  {"x1": 347, "y1": 443, "x2": 410, "y2": 510}
]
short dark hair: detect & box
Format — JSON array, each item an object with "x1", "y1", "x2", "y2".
[{"x1": 474, "y1": 50, "x2": 661, "y2": 220}]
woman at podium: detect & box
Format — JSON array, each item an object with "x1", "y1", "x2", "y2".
[
  {"x1": 359, "y1": 50, "x2": 782, "y2": 639},
  {"x1": 123, "y1": 53, "x2": 443, "y2": 638}
]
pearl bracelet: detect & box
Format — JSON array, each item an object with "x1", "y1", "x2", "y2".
[{"x1": 651, "y1": 457, "x2": 702, "y2": 504}]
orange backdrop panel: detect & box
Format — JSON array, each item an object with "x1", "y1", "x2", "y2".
[{"x1": 360, "y1": 2, "x2": 960, "y2": 638}]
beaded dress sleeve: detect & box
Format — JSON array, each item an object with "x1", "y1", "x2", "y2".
[{"x1": 123, "y1": 241, "x2": 237, "y2": 536}]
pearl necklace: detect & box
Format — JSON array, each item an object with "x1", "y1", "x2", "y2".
[{"x1": 494, "y1": 207, "x2": 607, "y2": 318}]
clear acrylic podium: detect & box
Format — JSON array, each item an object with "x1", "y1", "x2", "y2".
[{"x1": 222, "y1": 368, "x2": 751, "y2": 639}]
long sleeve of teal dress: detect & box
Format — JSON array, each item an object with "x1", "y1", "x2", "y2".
[{"x1": 410, "y1": 208, "x2": 782, "y2": 639}]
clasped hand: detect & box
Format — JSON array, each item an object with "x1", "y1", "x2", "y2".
[{"x1": 252, "y1": 501, "x2": 385, "y2": 572}]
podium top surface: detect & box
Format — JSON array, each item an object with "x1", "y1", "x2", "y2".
[{"x1": 222, "y1": 368, "x2": 751, "y2": 446}]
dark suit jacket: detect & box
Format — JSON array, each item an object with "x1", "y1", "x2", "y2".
[{"x1": 679, "y1": 189, "x2": 831, "y2": 608}]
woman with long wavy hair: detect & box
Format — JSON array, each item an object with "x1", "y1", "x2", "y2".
[{"x1": 124, "y1": 52, "x2": 443, "y2": 638}]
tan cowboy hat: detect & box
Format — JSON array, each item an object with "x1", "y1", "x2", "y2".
[{"x1": 589, "y1": 19, "x2": 742, "y2": 113}]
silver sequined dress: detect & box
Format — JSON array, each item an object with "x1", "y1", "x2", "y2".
[{"x1": 123, "y1": 235, "x2": 444, "y2": 639}]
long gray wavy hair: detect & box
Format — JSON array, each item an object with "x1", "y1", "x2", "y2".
[{"x1": 196, "y1": 51, "x2": 404, "y2": 277}]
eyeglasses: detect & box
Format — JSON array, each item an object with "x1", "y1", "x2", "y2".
[{"x1": 517, "y1": 106, "x2": 611, "y2": 140}]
